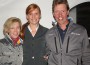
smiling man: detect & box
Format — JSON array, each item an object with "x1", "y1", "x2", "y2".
[{"x1": 45, "y1": 0, "x2": 90, "y2": 65}]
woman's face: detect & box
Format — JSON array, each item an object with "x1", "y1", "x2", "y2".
[
  {"x1": 8, "y1": 22, "x2": 20, "y2": 39},
  {"x1": 26, "y1": 8, "x2": 41, "y2": 25}
]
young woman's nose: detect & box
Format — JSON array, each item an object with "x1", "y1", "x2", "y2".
[{"x1": 32, "y1": 14, "x2": 36, "y2": 19}]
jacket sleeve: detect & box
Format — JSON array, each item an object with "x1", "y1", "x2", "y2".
[
  {"x1": 0, "y1": 42, "x2": 4, "y2": 61},
  {"x1": 0, "y1": 42, "x2": 2, "y2": 64},
  {"x1": 0, "y1": 42, "x2": 5, "y2": 64},
  {"x1": 0, "y1": 42, "x2": 12, "y2": 64},
  {"x1": 82, "y1": 29, "x2": 90, "y2": 65},
  {"x1": 45, "y1": 34, "x2": 51, "y2": 56}
]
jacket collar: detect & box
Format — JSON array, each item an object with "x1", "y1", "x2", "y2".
[{"x1": 4, "y1": 34, "x2": 23, "y2": 47}]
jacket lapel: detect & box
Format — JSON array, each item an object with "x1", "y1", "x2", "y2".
[{"x1": 34, "y1": 25, "x2": 46, "y2": 38}]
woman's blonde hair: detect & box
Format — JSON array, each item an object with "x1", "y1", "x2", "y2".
[{"x1": 3, "y1": 17, "x2": 22, "y2": 35}]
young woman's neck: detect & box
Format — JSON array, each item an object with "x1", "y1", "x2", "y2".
[{"x1": 29, "y1": 24, "x2": 39, "y2": 31}]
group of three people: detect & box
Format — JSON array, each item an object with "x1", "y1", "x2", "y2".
[{"x1": 0, "y1": 0, "x2": 90, "y2": 65}]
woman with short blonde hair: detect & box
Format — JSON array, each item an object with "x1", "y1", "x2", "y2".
[{"x1": 0, "y1": 17, "x2": 23, "y2": 65}]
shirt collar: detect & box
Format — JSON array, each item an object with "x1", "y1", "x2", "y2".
[
  {"x1": 28, "y1": 25, "x2": 39, "y2": 32},
  {"x1": 57, "y1": 21, "x2": 70, "y2": 30}
]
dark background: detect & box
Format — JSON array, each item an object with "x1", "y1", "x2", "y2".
[{"x1": 76, "y1": 2, "x2": 90, "y2": 37}]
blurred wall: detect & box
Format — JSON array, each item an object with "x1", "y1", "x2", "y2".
[{"x1": 0, "y1": 0, "x2": 89, "y2": 38}]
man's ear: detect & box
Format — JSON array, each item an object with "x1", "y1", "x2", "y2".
[{"x1": 67, "y1": 10, "x2": 69, "y2": 16}]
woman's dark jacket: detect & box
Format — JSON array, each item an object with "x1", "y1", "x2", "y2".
[{"x1": 22, "y1": 25, "x2": 48, "y2": 65}]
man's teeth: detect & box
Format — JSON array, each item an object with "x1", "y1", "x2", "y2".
[{"x1": 59, "y1": 17, "x2": 62, "y2": 20}]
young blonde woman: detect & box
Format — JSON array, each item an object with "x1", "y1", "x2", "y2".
[{"x1": 0, "y1": 17, "x2": 23, "y2": 65}]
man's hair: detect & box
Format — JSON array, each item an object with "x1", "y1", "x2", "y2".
[{"x1": 52, "y1": 0, "x2": 70, "y2": 13}]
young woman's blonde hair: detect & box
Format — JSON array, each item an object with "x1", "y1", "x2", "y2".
[{"x1": 3, "y1": 17, "x2": 22, "y2": 35}]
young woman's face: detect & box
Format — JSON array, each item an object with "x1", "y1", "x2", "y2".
[
  {"x1": 26, "y1": 8, "x2": 41, "y2": 25},
  {"x1": 8, "y1": 22, "x2": 20, "y2": 38},
  {"x1": 53, "y1": 4, "x2": 69, "y2": 25}
]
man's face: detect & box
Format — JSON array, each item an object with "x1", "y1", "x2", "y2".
[{"x1": 53, "y1": 4, "x2": 69, "y2": 25}]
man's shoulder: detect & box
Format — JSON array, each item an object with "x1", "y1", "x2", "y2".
[
  {"x1": 45, "y1": 26, "x2": 57, "y2": 35},
  {"x1": 71, "y1": 23, "x2": 86, "y2": 30}
]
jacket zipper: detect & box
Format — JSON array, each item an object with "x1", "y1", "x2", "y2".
[
  {"x1": 77, "y1": 58, "x2": 79, "y2": 65},
  {"x1": 56, "y1": 29, "x2": 62, "y2": 65},
  {"x1": 54, "y1": 37, "x2": 58, "y2": 54},
  {"x1": 66, "y1": 36, "x2": 70, "y2": 53}
]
